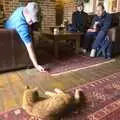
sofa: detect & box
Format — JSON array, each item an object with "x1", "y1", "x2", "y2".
[
  {"x1": 0, "y1": 29, "x2": 32, "y2": 72},
  {"x1": 109, "y1": 12, "x2": 120, "y2": 55}
]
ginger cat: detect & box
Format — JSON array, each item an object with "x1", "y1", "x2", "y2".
[{"x1": 22, "y1": 86, "x2": 82, "y2": 120}]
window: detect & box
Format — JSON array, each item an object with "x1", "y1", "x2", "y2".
[
  {"x1": 96, "y1": 0, "x2": 118, "y2": 13},
  {"x1": 109, "y1": 0, "x2": 117, "y2": 12}
]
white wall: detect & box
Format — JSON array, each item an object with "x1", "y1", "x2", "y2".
[
  {"x1": 84, "y1": 0, "x2": 95, "y2": 13},
  {"x1": 104, "y1": 0, "x2": 109, "y2": 12},
  {"x1": 84, "y1": 0, "x2": 111, "y2": 13}
]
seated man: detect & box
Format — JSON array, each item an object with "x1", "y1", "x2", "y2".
[
  {"x1": 70, "y1": 2, "x2": 88, "y2": 48},
  {"x1": 72, "y1": 2, "x2": 88, "y2": 33},
  {"x1": 82, "y1": 3, "x2": 112, "y2": 58},
  {"x1": 5, "y1": 2, "x2": 45, "y2": 72}
]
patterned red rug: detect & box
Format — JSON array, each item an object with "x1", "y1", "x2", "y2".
[
  {"x1": 0, "y1": 108, "x2": 30, "y2": 120},
  {"x1": 0, "y1": 72, "x2": 120, "y2": 120},
  {"x1": 36, "y1": 43, "x2": 115, "y2": 76},
  {"x1": 64, "y1": 71, "x2": 120, "y2": 120},
  {"x1": 46, "y1": 55, "x2": 115, "y2": 76}
]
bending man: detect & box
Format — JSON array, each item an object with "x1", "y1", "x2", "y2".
[{"x1": 5, "y1": 2, "x2": 45, "y2": 72}]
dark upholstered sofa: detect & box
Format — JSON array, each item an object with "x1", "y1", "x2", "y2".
[
  {"x1": 0, "y1": 29, "x2": 32, "y2": 72},
  {"x1": 109, "y1": 12, "x2": 120, "y2": 55}
]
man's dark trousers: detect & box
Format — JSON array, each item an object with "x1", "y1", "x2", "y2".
[{"x1": 83, "y1": 31, "x2": 97, "y2": 51}]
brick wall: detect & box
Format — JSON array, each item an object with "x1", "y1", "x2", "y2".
[
  {"x1": 39, "y1": 0, "x2": 56, "y2": 32},
  {"x1": 64, "y1": 0, "x2": 76, "y2": 23},
  {"x1": 0, "y1": 0, "x2": 3, "y2": 5},
  {"x1": 3, "y1": 0, "x2": 20, "y2": 18}
]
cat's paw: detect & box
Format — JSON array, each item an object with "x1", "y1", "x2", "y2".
[
  {"x1": 29, "y1": 116, "x2": 43, "y2": 120},
  {"x1": 54, "y1": 88, "x2": 64, "y2": 94},
  {"x1": 45, "y1": 91, "x2": 56, "y2": 97}
]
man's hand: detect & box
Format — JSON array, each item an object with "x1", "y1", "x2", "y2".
[
  {"x1": 25, "y1": 43, "x2": 46, "y2": 73},
  {"x1": 87, "y1": 28, "x2": 96, "y2": 32},
  {"x1": 35, "y1": 65, "x2": 45, "y2": 72}
]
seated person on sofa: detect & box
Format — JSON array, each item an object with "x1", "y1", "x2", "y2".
[
  {"x1": 81, "y1": 3, "x2": 112, "y2": 58},
  {"x1": 69, "y1": 2, "x2": 88, "y2": 48},
  {"x1": 5, "y1": 2, "x2": 45, "y2": 72},
  {"x1": 72, "y1": 2, "x2": 88, "y2": 33}
]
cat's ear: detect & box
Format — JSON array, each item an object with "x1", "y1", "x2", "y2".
[{"x1": 25, "y1": 85, "x2": 30, "y2": 90}]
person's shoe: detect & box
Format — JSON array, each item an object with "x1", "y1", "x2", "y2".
[
  {"x1": 105, "y1": 56, "x2": 112, "y2": 60},
  {"x1": 90, "y1": 49, "x2": 96, "y2": 57}
]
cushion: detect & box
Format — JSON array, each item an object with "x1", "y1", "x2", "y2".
[{"x1": 108, "y1": 27, "x2": 116, "y2": 42}]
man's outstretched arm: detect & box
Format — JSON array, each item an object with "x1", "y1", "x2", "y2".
[
  {"x1": 25, "y1": 42, "x2": 45, "y2": 72},
  {"x1": 16, "y1": 24, "x2": 45, "y2": 72}
]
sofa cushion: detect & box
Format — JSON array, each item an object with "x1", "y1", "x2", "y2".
[{"x1": 108, "y1": 27, "x2": 116, "y2": 42}]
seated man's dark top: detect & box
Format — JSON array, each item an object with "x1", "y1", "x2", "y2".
[
  {"x1": 72, "y1": 10, "x2": 88, "y2": 33},
  {"x1": 91, "y1": 11, "x2": 112, "y2": 33}
]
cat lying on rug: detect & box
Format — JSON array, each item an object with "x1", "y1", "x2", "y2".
[{"x1": 22, "y1": 86, "x2": 82, "y2": 120}]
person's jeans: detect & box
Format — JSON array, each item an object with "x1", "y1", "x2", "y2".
[
  {"x1": 83, "y1": 32, "x2": 97, "y2": 51},
  {"x1": 92, "y1": 31, "x2": 106, "y2": 49},
  {"x1": 96, "y1": 36, "x2": 112, "y2": 58}
]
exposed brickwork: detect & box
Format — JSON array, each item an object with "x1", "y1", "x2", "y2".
[
  {"x1": 39, "y1": 0, "x2": 56, "y2": 32},
  {"x1": 0, "y1": 0, "x2": 4, "y2": 28},
  {"x1": 3, "y1": 0, "x2": 20, "y2": 18},
  {"x1": 0, "y1": 0, "x2": 3, "y2": 5},
  {"x1": 63, "y1": 0, "x2": 76, "y2": 23}
]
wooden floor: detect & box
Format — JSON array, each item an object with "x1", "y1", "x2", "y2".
[{"x1": 0, "y1": 57, "x2": 120, "y2": 112}]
